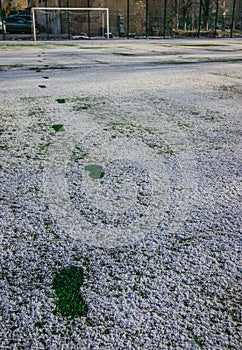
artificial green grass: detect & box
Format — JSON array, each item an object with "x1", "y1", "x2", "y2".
[
  {"x1": 52, "y1": 267, "x2": 87, "y2": 319},
  {"x1": 56, "y1": 98, "x2": 66, "y2": 104},
  {"x1": 52, "y1": 124, "x2": 64, "y2": 132},
  {"x1": 85, "y1": 164, "x2": 104, "y2": 179}
]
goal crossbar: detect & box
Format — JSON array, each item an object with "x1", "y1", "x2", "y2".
[{"x1": 31, "y1": 7, "x2": 110, "y2": 41}]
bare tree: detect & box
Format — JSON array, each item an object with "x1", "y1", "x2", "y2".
[
  {"x1": 180, "y1": 0, "x2": 194, "y2": 29},
  {"x1": 201, "y1": 0, "x2": 211, "y2": 30},
  {"x1": 2, "y1": 0, "x2": 28, "y2": 17}
]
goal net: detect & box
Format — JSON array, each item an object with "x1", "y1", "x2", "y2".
[{"x1": 31, "y1": 7, "x2": 110, "y2": 41}]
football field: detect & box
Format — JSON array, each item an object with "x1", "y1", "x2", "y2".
[{"x1": 0, "y1": 38, "x2": 241, "y2": 349}]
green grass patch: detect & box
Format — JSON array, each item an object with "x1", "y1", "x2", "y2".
[
  {"x1": 27, "y1": 66, "x2": 70, "y2": 71},
  {"x1": 0, "y1": 43, "x2": 46, "y2": 48},
  {"x1": 73, "y1": 103, "x2": 91, "y2": 111},
  {"x1": 113, "y1": 52, "x2": 135, "y2": 56},
  {"x1": 56, "y1": 98, "x2": 66, "y2": 104},
  {"x1": 178, "y1": 43, "x2": 225, "y2": 47},
  {"x1": 52, "y1": 267, "x2": 87, "y2": 319},
  {"x1": 71, "y1": 146, "x2": 87, "y2": 162},
  {"x1": 70, "y1": 96, "x2": 93, "y2": 111},
  {"x1": 52, "y1": 124, "x2": 64, "y2": 132},
  {"x1": 201, "y1": 115, "x2": 215, "y2": 121},
  {"x1": 20, "y1": 96, "x2": 38, "y2": 102},
  {"x1": 193, "y1": 335, "x2": 203, "y2": 347},
  {"x1": 94, "y1": 60, "x2": 109, "y2": 64},
  {"x1": 28, "y1": 106, "x2": 45, "y2": 117},
  {"x1": 21, "y1": 96, "x2": 50, "y2": 102},
  {"x1": 190, "y1": 111, "x2": 200, "y2": 116},
  {"x1": 85, "y1": 164, "x2": 104, "y2": 179},
  {"x1": 158, "y1": 149, "x2": 174, "y2": 155},
  {"x1": 78, "y1": 46, "x2": 103, "y2": 50}
]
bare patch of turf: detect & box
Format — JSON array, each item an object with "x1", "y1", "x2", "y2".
[
  {"x1": 56, "y1": 98, "x2": 66, "y2": 104},
  {"x1": 52, "y1": 124, "x2": 64, "y2": 132},
  {"x1": 85, "y1": 164, "x2": 104, "y2": 179},
  {"x1": 52, "y1": 267, "x2": 87, "y2": 319}
]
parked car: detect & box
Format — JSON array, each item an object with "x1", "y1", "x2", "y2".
[
  {"x1": 5, "y1": 16, "x2": 32, "y2": 34},
  {"x1": 8, "y1": 14, "x2": 32, "y2": 21},
  {"x1": 0, "y1": 17, "x2": 6, "y2": 33}
]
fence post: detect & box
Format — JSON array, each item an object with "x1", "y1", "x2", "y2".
[
  {"x1": 230, "y1": 0, "x2": 236, "y2": 38},
  {"x1": 214, "y1": 0, "x2": 219, "y2": 38},
  {"x1": 0, "y1": 0, "x2": 6, "y2": 40},
  {"x1": 127, "y1": 0, "x2": 130, "y2": 38},
  {"x1": 146, "y1": 0, "x2": 149, "y2": 38},
  {"x1": 45, "y1": 0, "x2": 50, "y2": 40},
  {"x1": 198, "y1": 0, "x2": 202, "y2": 38},
  {"x1": 87, "y1": 0, "x2": 90, "y2": 38},
  {"x1": 163, "y1": 0, "x2": 167, "y2": 38},
  {"x1": 66, "y1": 0, "x2": 70, "y2": 39}
]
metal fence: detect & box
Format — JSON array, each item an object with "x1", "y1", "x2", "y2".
[
  {"x1": 126, "y1": 0, "x2": 242, "y2": 38},
  {"x1": 1, "y1": 0, "x2": 241, "y2": 40}
]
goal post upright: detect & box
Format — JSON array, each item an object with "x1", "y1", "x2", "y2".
[
  {"x1": 31, "y1": 7, "x2": 36, "y2": 42},
  {"x1": 31, "y1": 7, "x2": 110, "y2": 41}
]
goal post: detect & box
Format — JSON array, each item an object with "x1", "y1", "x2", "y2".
[{"x1": 31, "y1": 7, "x2": 110, "y2": 41}]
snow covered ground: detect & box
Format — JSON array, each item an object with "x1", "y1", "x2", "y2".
[{"x1": 0, "y1": 38, "x2": 241, "y2": 349}]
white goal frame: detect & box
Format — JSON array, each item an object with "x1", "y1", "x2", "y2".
[{"x1": 31, "y1": 7, "x2": 110, "y2": 41}]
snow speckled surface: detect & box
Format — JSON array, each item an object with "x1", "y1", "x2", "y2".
[{"x1": 0, "y1": 38, "x2": 241, "y2": 349}]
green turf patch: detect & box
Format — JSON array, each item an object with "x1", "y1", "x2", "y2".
[
  {"x1": 178, "y1": 43, "x2": 225, "y2": 47},
  {"x1": 73, "y1": 103, "x2": 91, "y2": 111},
  {"x1": 71, "y1": 146, "x2": 87, "y2": 162},
  {"x1": 78, "y1": 46, "x2": 103, "y2": 50},
  {"x1": 52, "y1": 267, "x2": 87, "y2": 319},
  {"x1": 52, "y1": 124, "x2": 64, "y2": 132},
  {"x1": 113, "y1": 52, "x2": 135, "y2": 56},
  {"x1": 56, "y1": 98, "x2": 66, "y2": 104},
  {"x1": 28, "y1": 106, "x2": 45, "y2": 117},
  {"x1": 85, "y1": 164, "x2": 104, "y2": 179}
]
